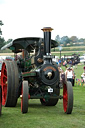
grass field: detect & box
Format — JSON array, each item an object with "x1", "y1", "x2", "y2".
[
  {"x1": 0, "y1": 86, "x2": 85, "y2": 128},
  {"x1": 0, "y1": 64, "x2": 85, "y2": 128}
]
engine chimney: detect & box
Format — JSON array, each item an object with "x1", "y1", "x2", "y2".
[{"x1": 41, "y1": 27, "x2": 53, "y2": 55}]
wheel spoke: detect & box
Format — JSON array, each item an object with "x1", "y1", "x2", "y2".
[
  {"x1": 63, "y1": 84, "x2": 68, "y2": 112},
  {"x1": 1, "y1": 63, "x2": 7, "y2": 106},
  {"x1": 2, "y1": 74, "x2": 7, "y2": 79}
]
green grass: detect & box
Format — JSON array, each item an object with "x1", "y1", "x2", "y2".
[
  {"x1": 74, "y1": 64, "x2": 84, "y2": 79},
  {"x1": 0, "y1": 86, "x2": 85, "y2": 128},
  {"x1": 51, "y1": 46, "x2": 85, "y2": 52},
  {"x1": 52, "y1": 51, "x2": 84, "y2": 57},
  {"x1": 0, "y1": 64, "x2": 85, "y2": 128}
]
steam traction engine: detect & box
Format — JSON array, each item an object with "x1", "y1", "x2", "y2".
[{"x1": 1, "y1": 27, "x2": 73, "y2": 114}]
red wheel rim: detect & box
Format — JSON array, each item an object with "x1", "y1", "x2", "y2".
[
  {"x1": 28, "y1": 94, "x2": 30, "y2": 99},
  {"x1": 21, "y1": 86, "x2": 23, "y2": 112},
  {"x1": 1, "y1": 63, "x2": 7, "y2": 106},
  {"x1": 63, "y1": 84, "x2": 68, "y2": 112}
]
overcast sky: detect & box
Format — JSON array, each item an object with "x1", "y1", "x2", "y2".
[{"x1": 0, "y1": 0, "x2": 85, "y2": 41}]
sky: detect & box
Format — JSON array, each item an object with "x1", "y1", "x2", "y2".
[{"x1": 0, "y1": 0, "x2": 85, "y2": 41}]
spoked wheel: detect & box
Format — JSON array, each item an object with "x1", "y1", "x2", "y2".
[
  {"x1": 0, "y1": 86, "x2": 2, "y2": 116},
  {"x1": 40, "y1": 88, "x2": 60, "y2": 106},
  {"x1": 21, "y1": 81, "x2": 29, "y2": 114},
  {"x1": 63, "y1": 81, "x2": 73, "y2": 114},
  {"x1": 1, "y1": 61, "x2": 19, "y2": 107}
]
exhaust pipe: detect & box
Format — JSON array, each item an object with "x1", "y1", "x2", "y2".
[{"x1": 41, "y1": 27, "x2": 53, "y2": 55}]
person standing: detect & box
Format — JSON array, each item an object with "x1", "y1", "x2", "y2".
[
  {"x1": 81, "y1": 72, "x2": 85, "y2": 83},
  {"x1": 83, "y1": 65, "x2": 85, "y2": 73},
  {"x1": 59, "y1": 59, "x2": 61, "y2": 67},
  {"x1": 66, "y1": 67, "x2": 75, "y2": 86},
  {"x1": 69, "y1": 60, "x2": 72, "y2": 67}
]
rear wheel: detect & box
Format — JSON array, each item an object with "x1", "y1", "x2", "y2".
[
  {"x1": 0, "y1": 86, "x2": 2, "y2": 116},
  {"x1": 40, "y1": 88, "x2": 60, "y2": 106},
  {"x1": 63, "y1": 81, "x2": 73, "y2": 114},
  {"x1": 10, "y1": 61, "x2": 19, "y2": 106},
  {"x1": 21, "y1": 81, "x2": 29, "y2": 114},
  {"x1": 1, "y1": 61, "x2": 19, "y2": 107}
]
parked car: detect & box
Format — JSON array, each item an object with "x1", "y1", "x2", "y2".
[{"x1": 79, "y1": 56, "x2": 85, "y2": 63}]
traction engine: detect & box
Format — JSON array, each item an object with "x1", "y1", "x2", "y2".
[{"x1": 1, "y1": 27, "x2": 73, "y2": 114}]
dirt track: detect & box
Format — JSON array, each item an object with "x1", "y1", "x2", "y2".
[
  {"x1": 0, "y1": 53, "x2": 21, "y2": 56},
  {"x1": 0, "y1": 51, "x2": 84, "y2": 56}
]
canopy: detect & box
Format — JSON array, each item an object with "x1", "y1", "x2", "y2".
[{"x1": 1, "y1": 37, "x2": 58, "y2": 53}]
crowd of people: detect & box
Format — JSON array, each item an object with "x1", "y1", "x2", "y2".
[
  {"x1": 57, "y1": 58, "x2": 85, "y2": 86},
  {"x1": 62, "y1": 59, "x2": 78, "y2": 69}
]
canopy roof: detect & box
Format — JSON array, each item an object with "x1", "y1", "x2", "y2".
[{"x1": 1, "y1": 37, "x2": 58, "y2": 53}]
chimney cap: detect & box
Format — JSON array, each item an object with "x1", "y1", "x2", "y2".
[{"x1": 41, "y1": 27, "x2": 53, "y2": 32}]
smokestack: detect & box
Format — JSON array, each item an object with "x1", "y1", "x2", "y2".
[{"x1": 41, "y1": 27, "x2": 53, "y2": 55}]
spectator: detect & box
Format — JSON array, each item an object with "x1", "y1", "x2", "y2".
[
  {"x1": 72, "y1": 60, "x2": 75, "y2": 69},
  {"x1": 59, "y1": 59, "x2": 61, "y2": 67},
  {"x1": 75, "y1": 60, "x2": 78, "y2": 69},
  {"x1": 83, "y1": 65, "x2": 85, "y2": 73},
  {"x1": 66, "y1": 67, "x2": 75, "y2": 86},
  {"x1": 69, "y1": 60, "x2": 72, "y2": 67},
  {"x1": 65, "y1": 65, "x2": 67, "y2": 75},
  {"x1": 81, "y1": 73, "x2": 85, "y2": 83},
  {"x1": 63, "y1": 60, "x2": 67, "y2": 66}
]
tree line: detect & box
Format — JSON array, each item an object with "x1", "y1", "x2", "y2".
[
  {"x1": 0, "y1": 20, "x2": 13, "y2": 49},
  {"x1": 55, "y1": 35, "x2": 85, "y2": 47}
]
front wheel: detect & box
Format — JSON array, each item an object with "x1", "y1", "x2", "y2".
[
  {"x1": 63, "y1": 81, "x2": 73, "y2": 114},
  {"x1": 21, "y1": 81, "x2": 29, "y2": 114}
]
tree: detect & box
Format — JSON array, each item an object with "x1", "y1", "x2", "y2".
[
  {"x1": 0, "y1": 20, "x2": 4, "y2": 26},
  {"x1": 60, "y1": 36, "x2": 70, "y2": 46},
  {"x1": 0, "y1": 20, "x2": 4, "y2": 35},
  {"x1": 0, "y1": 20, "x2": 13, "y2": 49},
  {"x1": 0, "y1": 20, "x2": 5, "y2": 49},
  {"x1": 0, "y1": 37, "x2": 5, "y2": 48},
  {"x1": 69, "y1": 36, "x2": 78, "y2": 43},
  {"x1": 78, "y1": 38, "x2": 84, "y2": 42},
  {"x1": 6, "y1": 39, "x2": 13, "y2": 44},
  {"x1": 55, "y1": 35, "x2": 61, "y2": 42}
]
